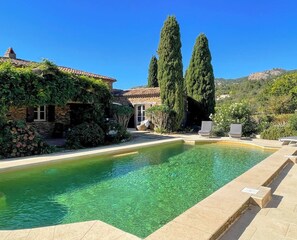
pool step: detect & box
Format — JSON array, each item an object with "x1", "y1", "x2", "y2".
[{"x1": 249, "y1": 186, "x2": 272, "y2": 208}]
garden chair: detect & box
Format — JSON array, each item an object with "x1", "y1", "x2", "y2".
[
  {"x1": 198, "y1": 121, "x2": 213, "y2": 137},
  {"x1": 279, "y1": 136, "x2": 297, "y2": 145},
  {"x1": 228, "y1": 124, "x2": 242, "y2": 138}
]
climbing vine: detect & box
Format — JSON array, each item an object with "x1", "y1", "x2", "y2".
[{"x1": 0, "y1": 60, "x2": 111, "y2": 124}]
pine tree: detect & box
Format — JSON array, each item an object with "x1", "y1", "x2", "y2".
[
  {"x1": 157, "y1": 16, "x2": 184, "y2": 128},
  {"x1": 185, "y1": 33, "x2": 215, "y2": 118},
  {"x1": 147, "y1": 56, "x2": 158, "y2": 87}
]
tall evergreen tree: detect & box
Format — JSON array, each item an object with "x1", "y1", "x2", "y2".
[
  {"x1": 147, "y1": 56, "x2": 158, "y2": 87},
  {"x1": 157, "y1": 16, "x2": 184, "y2": 128},
  {"x1": 186, "y1": 33, "x2": 215, "y2": 118}
]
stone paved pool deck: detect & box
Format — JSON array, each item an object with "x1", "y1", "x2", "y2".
[
  {"x1": 220, "y1": 161, "x2": 297, "y2": 240},
  {"x1": 0, "y1": 133, "x2": 296, "y2": 240}
]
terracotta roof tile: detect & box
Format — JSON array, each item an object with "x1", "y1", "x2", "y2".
[
  {"x1": 0, "y1": 57, "x2": 116, "y2": 82},
  {"x1": 113, "y1": 87, "x2": 160, "y2": 98}
]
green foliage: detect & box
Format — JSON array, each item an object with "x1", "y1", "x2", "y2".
[
  {"x1": 261, "y1": 125, "x2": 297, "y2": 140},
  {"x1": 0, "y1": 60, "x2": 113, "y2": 153},
  {"x1": 256, "y1": 115, "x2": 273, "y2": 133},
  {"x1": 105, "y1": 121, "x2": 131, "y2": 143},
  {"x1": 289, "y1": 112, "x2": 297, "y2": 131},
  {"x1": 260, "y1": 94, "x2": 295, "y2": 114},
  {"x1": 216, "y1": 78, "x2": 267, "y2": 112},
  {"x1": 111, "y1": 104, "x2": 134, "y2": 129},
  {"x1": 213, "y1": 104, "x2": 231, "y2": 134},
  {"x1": 260, "y1": 112, "x2": 297, "y2": 140},
  {"x1": 260, "y1": 72, "x2": 297, "y2": 114},
  {"x1": 66, "y1": 122, "x2": 105, "y2": 149},
  {"x1": 0, "y1": 120, "x2": 54, "y2": 158},
  {"x1": 147, "y1": 56, "x2": 158, "y2": 87},
  {"x1": 0, "y1": 61, "x2": 111, "y2": 121},
  {"x1": 146, "y1": 105, "x2": 176, "y2": 133},
  {"x1": 211, "y1": 126, "x2": 225, "y2": 137},
  {"x1": 213, "y1": 102, "x2": 257, "y2": 136},
  {"x1": 186, "y1": 34, "x2": 215, "y2": 118},
  {"x1": 216, "y1": 71, "x2": 297, "y2": 115},
  {"x1": 268, "y1": 72, "x2": 297, "y2": 96},
  {"x1": 157, "y1": 16, "x2": 184, "y2": 129}
]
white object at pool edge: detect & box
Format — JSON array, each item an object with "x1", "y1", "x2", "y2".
[{"x1": 241, "y1": 187, "x2": 259, "y2": 195}]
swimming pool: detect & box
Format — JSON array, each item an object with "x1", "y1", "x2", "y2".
[{"x1": 0, "y1": 142, "x2": 272, "y2": 237}]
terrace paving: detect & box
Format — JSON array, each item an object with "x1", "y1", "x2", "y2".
[
  {"x1": 0, "y1": 220, "x2": 140, "y2": 240},
  {"x1": 220, "y1": 161, "x2": 297, "y2": 240},
  {"x1": 0, "y1": 132, "x2": 296, "y2": 240}
]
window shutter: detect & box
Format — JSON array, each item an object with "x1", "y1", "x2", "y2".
[
  {"x1": 26, "y1": 107, "x2": 34, "y2": 122},
  {"x1": 48, "y1": 105, "x2": 55, "y2": 122}
]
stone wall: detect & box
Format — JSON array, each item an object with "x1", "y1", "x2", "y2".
[
  {"x1": 7, "y1": 107, "x2": 26, "y2": 121},
  {"x1": 7, "y1": 105, "x2": 71, "y2": 138}
]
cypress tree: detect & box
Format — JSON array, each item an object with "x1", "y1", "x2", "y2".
[
  {"x1": 157, "y1": 16, "x2": 184, "y2": 128},
  {"x1": 185, "y1": 33, "x2": 215, "y2": 118},
  {"x1": 147, "y1": 56, "x2": 158, "y2": 87}
]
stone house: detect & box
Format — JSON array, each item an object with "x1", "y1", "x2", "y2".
[
  {"x1": 1, "y1": 48, "x2": 116, "y2": 137},
  {"x1": 113, "y1": 87, "x2": 161, "y2": 128}
]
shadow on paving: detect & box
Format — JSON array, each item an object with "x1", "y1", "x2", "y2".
[{"x1": 220, "y1": 162, "x2": 294, "y2": 240}]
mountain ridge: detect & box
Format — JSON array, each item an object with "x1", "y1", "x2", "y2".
[{"x1": 215, "y1": 68, "x2": 294, "y2": 83}]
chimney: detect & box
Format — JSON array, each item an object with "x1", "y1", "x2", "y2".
[{"x1": 4, "y1": 47, "x2": 16, "y2": 59}]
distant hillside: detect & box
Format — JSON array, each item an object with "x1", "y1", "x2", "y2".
[
  {"x1": 215, "y1": 68, "x2": 288, "y2": 84},
  {"x1": 215, "y1": 68, "x2": 297, "y2": 113},
  {"x1": 215, "y1": 76, "x2": 247, "y2": 86},
  {"x1": 248, "y1": 68, "x2": 286, "y2": 81}
]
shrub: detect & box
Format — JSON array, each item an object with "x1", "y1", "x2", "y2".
[
  {"x1": 213, "y1": 102, "x2": 257, "y2": 136},
  {"x1": 211, "y1": 125, "x2": 226, "y2": 137},
  {"x1": 261, "y1": 125, "x2": 297, "y2": 140},
  {"x1": 0, "y1": 121, "x2": 53, "y2": 158},
  {"x1": 105, "y1": 121, "x2": 131, "y2": 143},
  {"x1": 267, "y1": 95, "x2": 296, "y2": 114},
  {"x1": 146, "y1": 105, "x2": 176, "y2": 133},
  {"x1": 255, "y1": 115, "x2": 273, "y2": 133},
  {"x1": 66, "y1": 122, "x2": 104, "y2": 149},
  {"x1": 272, "y1": 114, "x2": 292, "y2": 125},
  {"x1": 261, "y1": 72, "x2": 297, "y2": 114},
  {"x1": 289, "y1": 112, "x2": 297, "y2": 131},
  {"x1": 111, "y1": 104, "x2": 134, "y2": 129},
  {"x1": 212, "y1": 103, "x2": 230, "y2": 133}
]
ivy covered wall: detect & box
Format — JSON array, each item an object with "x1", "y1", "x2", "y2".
[{"x1": 0, "y1": 60, "x2": 112, "y2": 124}]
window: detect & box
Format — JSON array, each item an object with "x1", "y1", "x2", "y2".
[
  {"x1": 137, "y1": 105, "x2": 145, "y2": 125},
  {"x1": 34, "y1": 106, "x2": 46, "y2": 121}
]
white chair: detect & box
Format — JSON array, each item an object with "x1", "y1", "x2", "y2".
[
  {"x1": 228, "y1": 124, "x2": 242, "y2": 138},
  {"x1": 198, "y1": 121, "x2": 213, "y2": 137},
  {"x1": 279, "y1": 136, "x2": 297, "y2": 145}
]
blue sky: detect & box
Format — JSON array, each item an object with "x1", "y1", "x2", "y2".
[{"x1": 1, "y1": 0, "x2": 297, "y2": 89}]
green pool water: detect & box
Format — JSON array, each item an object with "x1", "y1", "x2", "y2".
[{"x1": 0, "y1": 142, "x2": 272, "y2": 237}]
